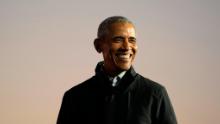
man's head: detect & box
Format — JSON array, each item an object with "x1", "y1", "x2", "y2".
[{"x1": 94, "y1": 16, "x2": 138, "y2": 76}]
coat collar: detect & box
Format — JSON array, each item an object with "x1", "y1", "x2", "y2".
[
  {"x1": 95, "y1": 61, "x2": 138, "y2": 93},
  {"x1": 95, "y1": 61, "x2": 137, "y2": 79}
]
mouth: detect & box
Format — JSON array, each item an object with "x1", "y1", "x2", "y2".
[{"x1": 115, "y1": 53, "x2": 132, "y2": 61}]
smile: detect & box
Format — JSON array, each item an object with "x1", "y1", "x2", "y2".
[{"x1": 116, "y1": 53, "x2": 132, "y2": 60}]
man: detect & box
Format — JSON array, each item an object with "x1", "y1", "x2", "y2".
[{"x1": 57, "y1": 16, "x2": 177, "y2": 124}]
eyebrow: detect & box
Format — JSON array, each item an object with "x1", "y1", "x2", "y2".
[
  {"x1": 129, "y1": 37, "x2": 136, "y2": 40},
  {"x1": 112, "y1": 36, "x2": 124, "y2": 40},
  {"x1": 111, "y1": 36, "x2": 136, "y2": 40}
]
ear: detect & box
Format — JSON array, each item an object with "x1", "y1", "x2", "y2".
[{"x1": 94, "y1": 38, "x2": 102, "y2": 53}]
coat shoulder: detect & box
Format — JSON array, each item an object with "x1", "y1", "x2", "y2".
[
  {"x1": 133, "y1": 74, "x2": 166, "y2": 97},
  {"x1": 64, "y1": 76, "x2": 97, "y2": 97}
]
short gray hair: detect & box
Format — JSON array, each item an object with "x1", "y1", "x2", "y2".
[{"x1": 97, "y1": 16, "x2": 134, "y2": 38}]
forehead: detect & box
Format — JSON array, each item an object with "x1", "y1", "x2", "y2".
[{"x1": 108, "y1": 22, "x2": 136, "y2": 37}]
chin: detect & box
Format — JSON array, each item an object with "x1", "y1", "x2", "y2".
[{"x1": 116, "y1": 63, "x2": 131, "y2": 71}]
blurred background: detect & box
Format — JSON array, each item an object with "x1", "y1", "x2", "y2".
[{"x1": 0, "y1": 0, "x2": 219, "y2": 124}]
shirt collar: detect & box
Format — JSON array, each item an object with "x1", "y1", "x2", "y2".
[{"x1": 117, "y1": 71, "x2": 126, "y2": 79}]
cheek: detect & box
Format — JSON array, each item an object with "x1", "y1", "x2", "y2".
[
  {"x1": 102, "y1": 43, "x2": 121, "y2": 57},
  {"x1": 110, "y1": 44, "x2": 121, "y2": 52},
  {"x1": 102, "y1": 48, "x2": 113, "y2": 59},
  {"x1": 132, "y1": 44, "x2": 138, "y2": 53}
]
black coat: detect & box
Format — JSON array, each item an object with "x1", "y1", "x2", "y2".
[{"x1": 57, "y1": 62, "x2": 177, "y2": 124}]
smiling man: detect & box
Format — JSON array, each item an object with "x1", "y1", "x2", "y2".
[
  {"x1": 57, "y1": 16, "x2": 177, "y2": 124},
  {"x1": 95, "y1": 21, "x2": 137, "y2": 76}
]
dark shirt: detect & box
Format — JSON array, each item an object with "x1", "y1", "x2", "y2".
[{"x1": 57, "y1": 62, "x2": 177, "y2": 124}]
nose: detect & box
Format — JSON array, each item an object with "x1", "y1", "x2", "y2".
[{"x1": 122, "y1": 38, "x2": 130, "y2": 50}]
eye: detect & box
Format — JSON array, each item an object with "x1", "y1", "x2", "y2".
[
  {"x1": 129, "y1": 37, "x2": 136, "y2": 43},
  {"x1": 112, "y1": 37, "x2": 124, "y2": 42}
]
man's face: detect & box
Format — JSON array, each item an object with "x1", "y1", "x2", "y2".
[{"x1": 100, "y1": 22, "x2": 138, "y2": 75}]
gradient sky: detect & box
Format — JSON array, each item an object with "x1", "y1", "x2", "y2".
[{"x1": 0, "y1": 0, "x2": 220, "y2": 124}]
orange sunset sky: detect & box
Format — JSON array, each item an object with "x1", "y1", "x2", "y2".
[{"x1": 0, "y1": 0, "x2": 220, "y2": 124}]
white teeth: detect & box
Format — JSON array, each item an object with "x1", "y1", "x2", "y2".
[{"x1": 117, "y1": 54, "x2": 130, "y2": 59}]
